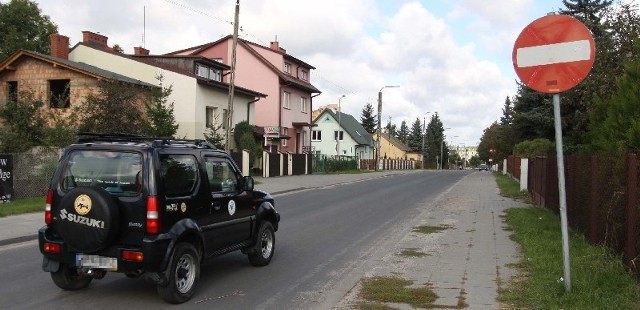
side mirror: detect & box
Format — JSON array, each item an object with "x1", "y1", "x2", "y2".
[{"x1": 242, "y1": 176, "x2": 254, "y2": 191}]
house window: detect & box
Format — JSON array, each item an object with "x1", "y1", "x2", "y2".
[
  {"x1": 49, "y1": 79, "x2": 70, "y2": 108},
  {"x1": 282, "y1": 128, "x2": 288, "y2": 146},
  {"x1": 284, "y1": 62, "x2": 291, "y2": 74},
  {"x1": 299, "y1": 69, "x2": 308, "y2": 81},
  {"x1": 196, "y1": 64, "x2": 209, "y2": 78},
  {"x1": 7, "y1": 81, "x2": 17, "y2": 102},
  {"x1": 209, "y1": 68, "x2": 222, "y2": 82},
  {"x1": 282, "y1": 91, "x2": 290, "y2": 109},
  {"x1": 206, "y1": 106, "x2": 215, "y2": 128},
  {"x1": 312, "y1": 130, "x2": 322, "y2": 141},
  {"x1": 300, "y1": 97, "x2": 307, "y2": 113},
  {"x1": 334, "y1": 130, "x2": 343, "y2": 141}
]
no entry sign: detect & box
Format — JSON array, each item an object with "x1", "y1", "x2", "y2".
[{"x1": 512, "y1": 14, "x2": 595, "y2": 94}]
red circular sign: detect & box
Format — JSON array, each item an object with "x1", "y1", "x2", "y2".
[{"x1": 512, "y1": 14, "x2": 595, "y2": 94}]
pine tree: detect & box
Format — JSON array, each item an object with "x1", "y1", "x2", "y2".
[
  {"x1": 359, "y1": 103, "x2": 377, "y2": 134},
  {"x1": 408, "y1": 118, "x2": 423, "y2": 151},
  {"x1": 397, "y1": 121, "x2": 409, "y2": 144}
]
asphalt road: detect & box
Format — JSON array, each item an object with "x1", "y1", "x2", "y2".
[{"x1": 0, "y1": 170, "x2": 468, "y2": 309}]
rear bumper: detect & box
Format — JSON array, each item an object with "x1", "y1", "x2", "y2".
[{"x1": 38, "y1": 226, "x2": 171, "y2": 273}]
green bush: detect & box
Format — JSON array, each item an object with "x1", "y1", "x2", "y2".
[{"x1": 513, "y1": 138, "x2": 555, "y2": 157}]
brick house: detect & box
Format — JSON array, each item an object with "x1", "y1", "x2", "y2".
[
  {"x1": 375, "y1": 131, "x2": 423, "y2": 161},
  {"x1": 167, "y1": 36, "x2": 321, "y2": 154},
  {"x1": 0, "y1": 34, "x2": 156, "y2": 126},
  {"x1": 66, "y1": 32, "x2": 267, "y2": 145}
]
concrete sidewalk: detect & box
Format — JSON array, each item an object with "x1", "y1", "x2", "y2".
[{"x1": 335, "y1": 171, "x2": 527, "y2": 309}]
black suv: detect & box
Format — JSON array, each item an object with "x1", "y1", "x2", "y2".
[{"x1": 38, "y1": 133, "x2": 280, "y2": 303}]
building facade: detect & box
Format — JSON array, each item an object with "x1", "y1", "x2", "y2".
[{"x1": 168, "y1": 37, "x2": 321, "y2": 154}]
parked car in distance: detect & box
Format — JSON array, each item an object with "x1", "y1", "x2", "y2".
[{"x1": 478, "y1": 164, "x2": 489, "y2": 171}]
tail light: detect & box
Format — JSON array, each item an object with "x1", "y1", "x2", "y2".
[
  {"x1": 43, "y1": 242, "x2": 61, "y2": 254},
  {"x1": 45, "y1": 189, "x2": 53, "y2": 225},
  {"x1": 146, "y1": 196, "x2": 159, "y2": 234},
  {"x1": 122, "y1": 250, "x2": 144, "y2": 262}
]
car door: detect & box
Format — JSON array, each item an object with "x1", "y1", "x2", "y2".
[{"x1": 203, "y1": 154, "x2": 254, "y2": 250}]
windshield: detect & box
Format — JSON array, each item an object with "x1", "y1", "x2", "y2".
[{"x1": 61, "y1": 150, "x2": 143, "y2": 196}]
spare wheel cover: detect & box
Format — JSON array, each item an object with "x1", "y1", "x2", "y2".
[{"x1": 57, "y1": 187, "x2": 120, "y2": 253}]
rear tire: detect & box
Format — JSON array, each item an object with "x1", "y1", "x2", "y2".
[
  {"x1": 248, "y1": 222, "x2": 275, "y2": 266},
  {"x1": 157, "y1": 243, "x2": 200, "y2": 304},
  {"x1": 51, "y1": 263, "x2": 92, "y2": 290}
]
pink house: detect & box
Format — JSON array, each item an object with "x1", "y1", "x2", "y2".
[{"x1": 168, "y1": 36, "x2": 321, "y2": 154}]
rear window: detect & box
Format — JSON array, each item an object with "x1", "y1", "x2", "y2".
[{"x1": 61, "y1": 150, "x2": 142, "y2": 196}]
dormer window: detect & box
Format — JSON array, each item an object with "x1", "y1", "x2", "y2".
[
  {"x1": 299, "y1": 69, "x2": 308, "y2": 81},
  {"x1": 284, "y1": 62, "x2": 292, "y2": 74},
  {"x1": 195, "y1": 63, "x2": 222, "y2": 82}
]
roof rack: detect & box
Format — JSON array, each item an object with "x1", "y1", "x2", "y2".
[{"x1": 75, "y1": 132, "x2": 217, "y2": 149}]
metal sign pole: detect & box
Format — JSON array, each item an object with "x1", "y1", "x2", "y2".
[{"x1": 553, "y1": 93, "x2": 571, "y2": 292}]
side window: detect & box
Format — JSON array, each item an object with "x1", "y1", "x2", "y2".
[
  {"x1": 204, "y1": 157, "x2": 239, "y2": 193},
  {"x1": 160, "y1": 154, "x2": 198, "y2": 197}
]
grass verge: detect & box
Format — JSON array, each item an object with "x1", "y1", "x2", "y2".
[
  {"x1": 412, "y1": 224, "x2": 452, "y2": 234},
  {"x1": 398, "y1": 248, "x2": 428, "y2": 257},
  {"x1": 493, "y1": 172, "x2": 531, "y2": 202},
  {"x1": 495, "y1": 174, "x2": 640, "y2": 309},
  {"x1": 358, "y1": 276, "x2": 437, "y2": 309},
  {"x1": 0, "y1": 196, "x2": 45, "y2": 217}
]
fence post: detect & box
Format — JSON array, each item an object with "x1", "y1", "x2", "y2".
[
  {"x1": 520, "y1": 158, "x2": 529, "y2": 191},
  {"x1": 626, "y1": 154, "x2": 638, "y2": 272},
  {"x1": 589, "y1": 156, "x2": 599, "y2": 244}
]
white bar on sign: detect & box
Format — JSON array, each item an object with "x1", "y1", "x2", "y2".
[{"x1": 516, "y1": 40, "x2": 591, "y2": 68}]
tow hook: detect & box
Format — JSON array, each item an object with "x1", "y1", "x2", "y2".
[{"x1": 84, "y1": 268, "x2": 107, "y2": 279}]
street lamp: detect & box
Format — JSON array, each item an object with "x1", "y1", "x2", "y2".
[
  {"x1": 439, "y1": 127, "x2": 451, "y2": 170},
  {"x1": 375, "y1": 85, "x2": 399, "y2": 171},
  {"x1": 337, "y1": 94, "x2": 346, "y2": 156},
  {"x1": 421, "y1": 112, "x2": 431, "y2": 169}
]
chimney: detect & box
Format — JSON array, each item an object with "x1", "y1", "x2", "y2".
[
  {"x1": 134, "y1": 46, "x2": 150, "y2": 56},
  {"x1": 50, "y1": 33, "x2": 69, "y2": 59},
  {"x1": 270, "y1": 41, "x2": 286, "y2": 53},
  {"x1": 82, "y1": 31, "x2": 108, "y2": 47}
]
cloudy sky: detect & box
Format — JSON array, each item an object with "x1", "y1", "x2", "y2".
[{"x1": 36, "y1": 0, "x2": 564, "y2": 146}]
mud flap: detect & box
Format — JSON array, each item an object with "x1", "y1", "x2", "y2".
[{"x1": 42, "y1": 257, "x2": 60, "y2": 272}]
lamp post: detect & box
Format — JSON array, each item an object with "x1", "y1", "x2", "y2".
[
  {"x1": 439, "y1": 127, "x2": 451, "y2": 170},
  {"x1": 421, "y1": 112, "x2": 431, "y2": 169},
  {"x1": 337, "y1": 95, "x2": 346, "y2": 157},
  {"x1": 375, "y1": 85, "x2": 399, "y2": 171}
]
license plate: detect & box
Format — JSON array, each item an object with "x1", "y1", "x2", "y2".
[{"x1": 76, "y1": 254, "x2": 117, "y2": 270}]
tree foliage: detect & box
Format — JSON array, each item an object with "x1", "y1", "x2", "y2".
[
  {"x1": 145, "y1": 75, "x2": 178, "y2": 137},
  {"x1": 0, "y1": 90, "x2": 46, "y2": 152},
  {"x1": 588, "y1": 42, "x2": 640, "y2": 152},
  {"x1": 233, "y1": 120, "x2": 262, "y2": 170},
  {"x1": 0, "y1": 0, "x2": 57, "y2": 61},
  {"x1": 397, "y1": 120, "x2": 409, "y2": 144},
  {"x1": 424, "y1": 113, "x2": 445, "y2": 168},
  {"x1": 359, "y1": 103, "x2": 377, "y2": 134},
  {"x1": 407, "y1": 118, "x2": 423, "y2": 152}
]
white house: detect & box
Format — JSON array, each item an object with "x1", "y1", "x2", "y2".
[
  {"x1": 64, "y1": 31, "x2": 266, "y2": 147},
  {"x1": 311, "y1": 108, "x2": 374, "y2": 159}
]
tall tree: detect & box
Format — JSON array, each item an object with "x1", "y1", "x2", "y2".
[
  {"x1": 511, "y1": 82, "x2": 555, "y2": 142},
  {"x1": 397, "y1": 120, "x2": 409, "y2": 144},
  {"x1": 75, "y1": 81, "x2": 151, "y2": 135},
  {"x1": 359, "y1": 103, "x2": 377, "y2": 134},
  {"x1": 424, "y1": 113, "x2": 445, "y2": 168},
  {"x1": 0, "y1": 90, "x2": 46, "y2": 152},
  {"x1": 588, "y1": 42, "x2": 640, "y2": 152},
  {"x1": 0, "y1": 0, "x2": 57, "y2": 61},
  {"x1": 407, "y1": 118, "x2": 423, "y2": 151},
  {"x1": 145, "y1": 75, "x2": 179, "y2": 137},
  {"x1": 500, "y1": 96, "x2": 514, "y2": 126},
  {"x1": 384, "y1": 117, "x2": 396, "y2": 137}
]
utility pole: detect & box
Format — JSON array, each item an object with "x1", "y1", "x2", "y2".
[{"x1": 225, "y1": 0, "x2": 240, "y2": 152}]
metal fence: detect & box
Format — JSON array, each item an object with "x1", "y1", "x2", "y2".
[
  {"x1": 508, "y1": 154, "x2": 639, "y2": 278},
  {"x1": 8, "y1": 149, "x2": 60, "y2": 199}
]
